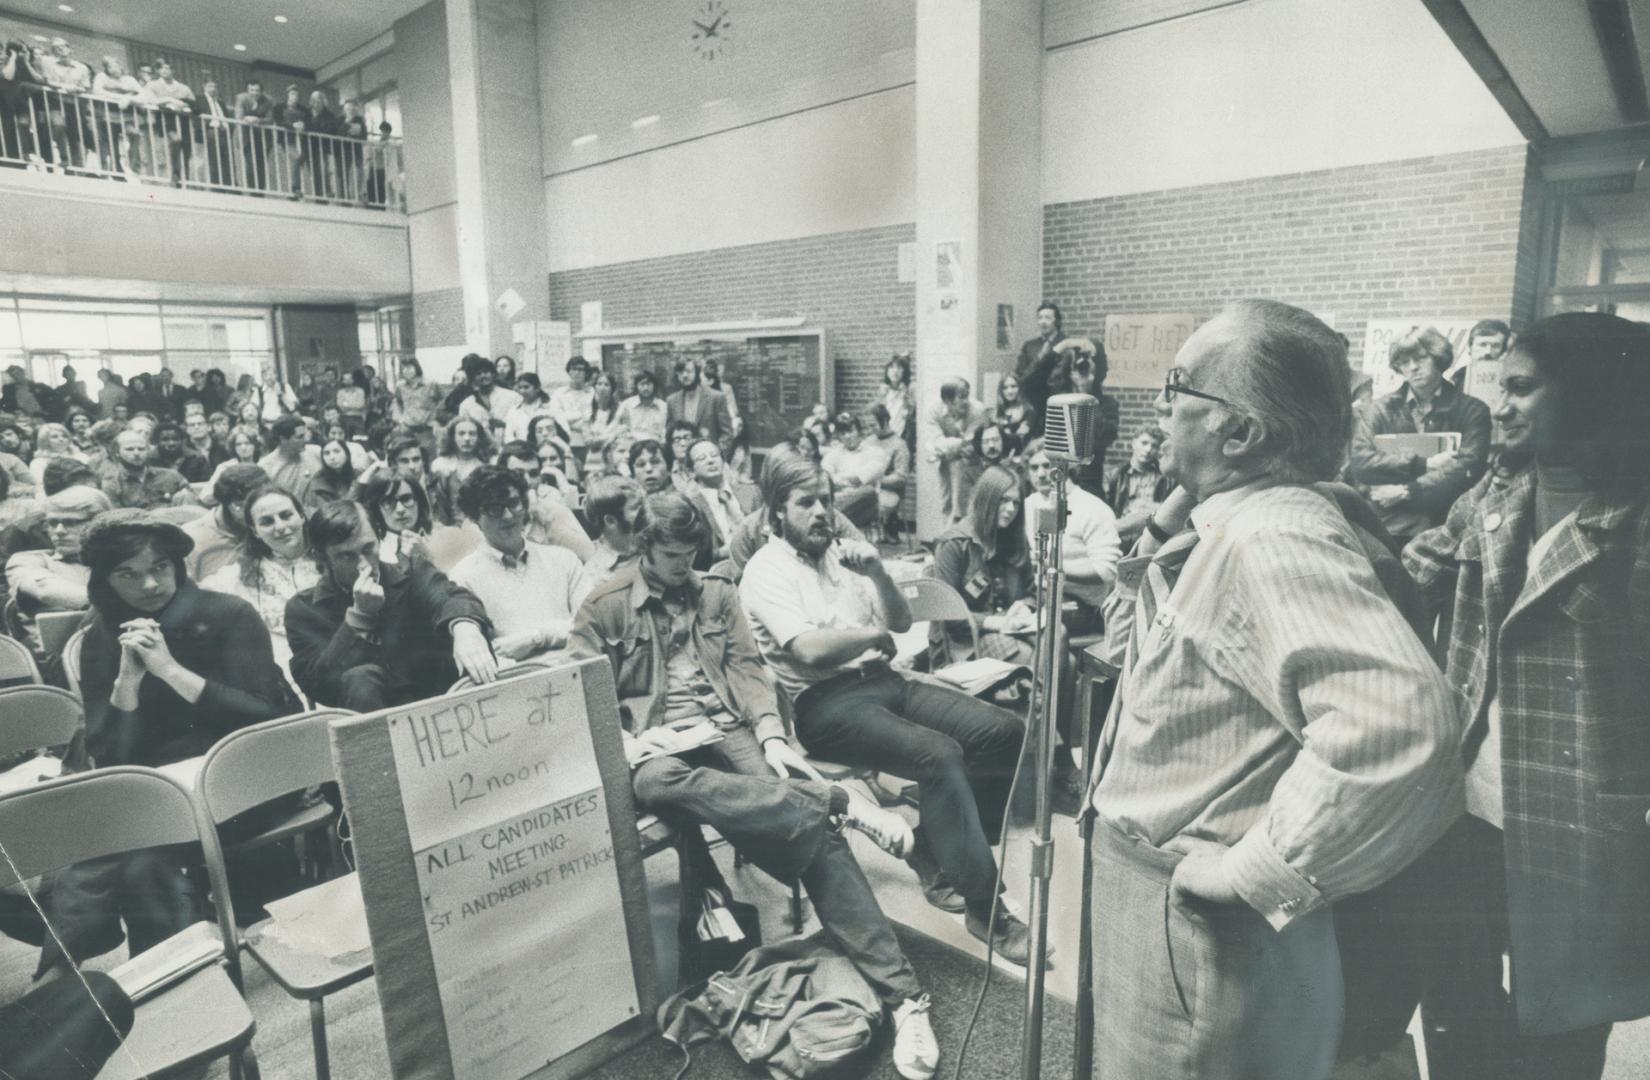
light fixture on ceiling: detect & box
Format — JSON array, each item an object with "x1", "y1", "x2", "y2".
[
  {"x1": 571, "y1": 133, "x2": 598, "y2": 147},
  {"x1": 274, "y1": 14, "x2": 288, "y2": 23},
  {"x1": 57, "y1": 4, "x2": 74, "y2": 12},
  {"x1": 233, "y1": 43, "x2": 247, "y2": 51},
  {"x1": 701, "y1": 98, "x2": 729, "y2": 109},
  {"x1": 631, "y1": 115, "x2": 660, "y2": 129}
]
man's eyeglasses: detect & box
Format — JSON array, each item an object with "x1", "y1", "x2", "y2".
[
  {"x1": 480, "y1": 497, "x2": 527, "y2": 519},
  {"x1": 1164, "y1": 367, "x2": 1235, "y2": 408},
  {"x1": 380, "y1": 492, "x2": 418, "y2": 509}
]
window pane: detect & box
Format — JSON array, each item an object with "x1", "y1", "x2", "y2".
[
  {"x1": 106, "y1": 313, "x2": 165, "y2": 351},
  {"x1": 0, "y1": 303, "x2": 20, "y2": 350},
  {"x1": 19, "y1": 310, "x2": 108, "y2": 350}
]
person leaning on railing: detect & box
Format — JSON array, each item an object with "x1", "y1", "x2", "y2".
[{"x1": 139, "y1": 59, "x2": 195, "y2": 187}]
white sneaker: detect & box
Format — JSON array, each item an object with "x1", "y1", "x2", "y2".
[
  {"x1": 892, "y1": 994, "x2": 939, "y2": 1080},
  {"x1": 841, "y1": 790, "x2": 914, "y2": 858}
]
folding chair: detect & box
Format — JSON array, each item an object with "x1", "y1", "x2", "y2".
[
  {"x1": 0, "y1": 683, "x2": 81, "y2": 759},
  {"x1": 2, "y1": 597, "x2": 26, "y2": 641},
  {"x1": 0, "y1": 632, "x2": 42, "y2": 685},
  {"x1": 62, "y1": 625, "x2": 87, "y2": 700},
  {"x1": 198, "y1": 709, "x2": 364, "y2": 1080},
  {"x1": 0, "y1": 766, "x2": 260, "y2": 1080},
  {"x1": 900, "y1": 575, "x2": 980, "y2": 668}
]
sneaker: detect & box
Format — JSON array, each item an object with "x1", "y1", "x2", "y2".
[
  {"x1": 965, "y1": 904, "x2": 1049, "y2": 968},
  {"x1": 891, "y1": 995, "x2": 939, "y2": 1080},
  {"x1": 841, "y1": 790, "x2": 913, "y2": 859}
]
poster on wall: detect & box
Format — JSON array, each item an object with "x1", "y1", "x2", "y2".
[
  {"x1": 1360, "y1": 318, "x2": 1482, "y2": 398},
  {"x1": 1102, "y1": 313, "x2": 1196, "y2": 390},
  {"x1": 330, "y1": 661, "x2": 655, "y2": 1080}
]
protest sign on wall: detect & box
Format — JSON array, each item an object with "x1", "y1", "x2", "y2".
[{"x1": 1101, "y1": 313, "x2": 1196, "y2": 390}]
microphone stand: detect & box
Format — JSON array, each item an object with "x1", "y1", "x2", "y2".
[{"x1": 1020, "y1": 462, "x2": 1068, "y2": 1080}]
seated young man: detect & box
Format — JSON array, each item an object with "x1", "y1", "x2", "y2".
[
  {"x1": 571, "y1": 491, "x2": 940, "y2": 1080},
  {"x1": 449, "y1": 465, "x2": 583, "y2": 665},
  {"x1": 740, "y1": 458, "x2": 1040, "y2": 965},
  {"x1": 286, "y1": 499, "x2": 499, "y2": 711}
]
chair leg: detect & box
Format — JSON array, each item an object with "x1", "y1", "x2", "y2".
[
  {"x1": 310, "y1": 997, "x2": 331, "y2": 1080},
  {"x1": 236, "y1": 1045, "x2": 262, "y2": 1080},
  {"x1": 789, "y1": 881, "x2": 804, "y2": 934}
]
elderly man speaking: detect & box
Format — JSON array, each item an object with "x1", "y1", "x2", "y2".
[{"x1": 1085, "y1": 300, "x2": 1462, "y2": 1079}]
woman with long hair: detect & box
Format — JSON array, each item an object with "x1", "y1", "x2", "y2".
[
  {"x1": 65, "y1": 407, "x2": 96, "y2": 455},
  {"x1": 307, "y1": 438, "x2": 357, "y2": 505},
  {"x1": 882, "y1": 354, "x2": 915, "y2": 449},
  {"x1": 994, "y1": 373, "x2": 1035, "y2": 450},
  {"x1": 359, "y1": 471, "x2": 434, "y2": 570},
  {"x1": 430, "y1": 416, "x2": 492, "y2": 525},
  {"x1": 930, "y1": 464, "x2": 1036, "y2": 665},
  {"x1": 29, "y1": 421, "x2": 84, "y2": 487},
  {"x1": 201, "y1": 484, "x2": 319, "y2": 699},
  {"x1": 227, "y1": 426, "x2": 262, "y2": 465},
  {"x1": 586, "y1": 370, "x2": 622, "y2": 461},
  {"x1": 1404, "y1": 312, "x2": 1650, "y2": 1079}
]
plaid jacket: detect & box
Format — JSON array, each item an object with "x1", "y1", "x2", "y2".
[{"x1": 1405, "y1": 468, "x2": 1650, "y2": 1033}]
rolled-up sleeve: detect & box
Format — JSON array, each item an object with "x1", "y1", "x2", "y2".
[{"x1": 1218, "y1": 525, "x2": 1464, "y2": 930}]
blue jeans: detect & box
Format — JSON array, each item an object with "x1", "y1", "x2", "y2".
[
  {"x1": 631, "y1": 725, "x2": 921, "y2": 1007},
  {"x1": 793, "y1": 669, "x2": 1024, "y2": 906}
]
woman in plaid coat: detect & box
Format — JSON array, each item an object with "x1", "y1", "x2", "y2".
[{"x1": 1404, "y1": 312, "x2": 1650, "y2": 1079}]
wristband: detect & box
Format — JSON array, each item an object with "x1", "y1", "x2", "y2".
[{"x1": 1144, "y1": 517, "x2": 1173, "y2": 544}]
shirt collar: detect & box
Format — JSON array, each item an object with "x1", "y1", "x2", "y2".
[
  {"x1": 1188, "y1": 481, "x2": 1274, "y2": 540},
  {"x1": 626, "y1": 562, "x2": 702, "y2": 610},
  {"x1": 481, "y1": 541, "x2": 530, "y2": 569}
]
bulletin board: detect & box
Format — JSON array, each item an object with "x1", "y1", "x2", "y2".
[
  {"x1": 329, "y1": 659, "x2": 655, "y2": 1080},
  {"x1": 597, "y1": 330, "x2": 829, "y2": 450}
]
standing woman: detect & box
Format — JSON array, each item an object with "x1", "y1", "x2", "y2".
[
  {"x1": 1405, "y1": 312, "x2": 1650, "y2": 1079},
  {"x1": 881, "y1": 355, "x2": 915, "y2": 450},
  {"x1": 994, "y1": 373, "x2": 1035, "y2": 452},
  {"x1": 930, "y1": 465, "x2": 1036, "y2": 665},
  {"x1": 492, "y1": 354, "x2": 517, "y2": 391},
  {"x1": 201, "y1": 484, "x2": 319, "y2": 699},
  {"x1": 429, "y1": 416, "x2": 491, "y2": 525},
  {"x1": 586, "y1": 370, "x2": 623, "y2": 462}
]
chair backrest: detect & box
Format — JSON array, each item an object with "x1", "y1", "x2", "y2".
[
  {"x1": 1, "y1": 597, "x2": 26, "y2": 641},
  {"x1": 198, "y1": 708, "x2": 354, "y2": 825},
  {"x1": 61, "y1": 626, "x2": 86, "y2": 699},
  {"x1": 447, "y1": 661, "x2": 553, "y2": 695},
  {"x1": 0, "y1": 766, "x2": 242, "y2": 986},
  {"x1": 0, "y1": 684, "x2": 82, "y2": 759},
  {"x1": 901, "y1": 576, "x2": 980, "y2": 663},
  {"x1": 0, "y1": 633, "x2": 41, "y2": 685}
]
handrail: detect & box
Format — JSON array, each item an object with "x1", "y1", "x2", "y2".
[{"x1": 1, "y1": 82, "x2": 405, "y2": 212}]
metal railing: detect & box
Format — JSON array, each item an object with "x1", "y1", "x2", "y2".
[{"x1": 0, "y1": 83, "x2": 405, "y2": 212}]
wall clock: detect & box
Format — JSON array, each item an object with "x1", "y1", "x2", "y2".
[{"x1": 691, "y1": 0, "x2": 733, "y2": 61}]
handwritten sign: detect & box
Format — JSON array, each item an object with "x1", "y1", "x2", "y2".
[
  {"x1": 1360, "y1": 318, "x2": 1483, "y2": 398},
  {"x1": 1102, "y1": 313, "x2": 1195, "y2": 389},
  {"x1": 331, "y1": 660, "x2": 655, "y2": 1080}
]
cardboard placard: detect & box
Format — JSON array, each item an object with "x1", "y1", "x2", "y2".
[
  {"x1": 330, "y1": 660, "x2": 655, "y2": 1080},
  {"x1": 1102, "y1": 313, "x2": 1196, "y2": 390}
]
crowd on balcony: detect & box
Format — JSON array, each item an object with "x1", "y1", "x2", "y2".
[{"x1": 0, "y1": 36, "x2": 401, "y2": 207}]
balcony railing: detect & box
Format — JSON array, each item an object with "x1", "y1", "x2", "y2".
[{"x1": 0, "y1": 84, "x2": 405, "y2": 212}]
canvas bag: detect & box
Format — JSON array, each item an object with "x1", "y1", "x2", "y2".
[{"x1": 657, "y1": 932, "x2": 882, "y2": 1079}]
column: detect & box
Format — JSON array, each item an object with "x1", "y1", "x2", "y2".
[{"x1": 913, "y1": 0, "x2": 1044, "y2": 538}]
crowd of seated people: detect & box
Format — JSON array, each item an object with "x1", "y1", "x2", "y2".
[
  {"x1": 0, "y1": 36, "x2": 401, "y2": 205},
  {"x1": 10, "y1": 307, "x2": 1635, "y2": 1080}
]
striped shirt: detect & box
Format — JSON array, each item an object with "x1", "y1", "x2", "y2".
[{"x1": 1091, "y1": 483, "x2": 1462, "y2": 930}]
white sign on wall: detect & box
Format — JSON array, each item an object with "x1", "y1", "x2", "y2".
[{"x1": 1102, "y1": 313, "x2": 1196, "y2": 390}]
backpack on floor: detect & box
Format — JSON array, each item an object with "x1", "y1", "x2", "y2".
[{"x1": 657, "y1": 932, "x2": 883, "y2": 1079}]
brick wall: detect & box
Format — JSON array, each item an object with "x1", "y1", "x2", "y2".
[
  {"x1": 413, "y1": 288, "x2": 465, "y2": 349},
  {"x1": 547, "y1": 223, "x2": 916, "y2": 418},
  {"x1": 1042, "y1": 144, "x2": 1536, "y2": 470}
]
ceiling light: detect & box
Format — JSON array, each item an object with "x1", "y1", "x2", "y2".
[
  {"x1": 57, "y1": 4, "x2": 74, "y2": 11},
  {"x1": 631, "y1": 115, "x2": 660, "y2": 129},
  {"x1": 233, "y1": 43, "x2": 247, "y2": 51},
  {"x1": 274, "y1": 15, "x2": 288, "y2": 23},
  {"x1": 701, "y1": 98, "x2": 729, "y2": 109},
  {"x1": 571, "y1": 133, "x2": 598, "y2": 147}
]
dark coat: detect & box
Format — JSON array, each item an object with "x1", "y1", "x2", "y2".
[
  {"x1": 1405, "y1": 468, "x2": 1650, "y2": 1034},
  {"x1": 284, "y1": 558, "x2": 490, "y2": 709},
  {"x1": 1349, "y1": 381, "x2": 1491, "y2": 540},
  {"x1": 82, "y1": 581, "x2": 296, "y2": 768}
]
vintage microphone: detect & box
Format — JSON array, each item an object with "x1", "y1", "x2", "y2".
[{"x1": 1020, "y1": 392, "x2": 1097, "y2": 1080}]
